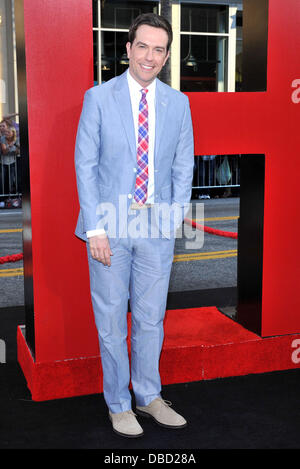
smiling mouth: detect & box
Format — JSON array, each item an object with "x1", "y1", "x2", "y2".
[{"x1": 140, "y1": 64, "x2": 154, "y2": 71}]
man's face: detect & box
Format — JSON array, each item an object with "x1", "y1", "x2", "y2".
[{"x1": 126, "y1": 24, "x2": 169, "y2": 88}]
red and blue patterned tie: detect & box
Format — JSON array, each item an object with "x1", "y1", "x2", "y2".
[{"x1": 134, "y1": 88, "x2": 149, "y2": 205}]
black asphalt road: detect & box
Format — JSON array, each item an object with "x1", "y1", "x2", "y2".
[
  {"x1": 170, "y1": 197, "x2": 239, "y2": 292},
  {"x1": 0, "y1": 209, "x2": 24, "y2": 308}
]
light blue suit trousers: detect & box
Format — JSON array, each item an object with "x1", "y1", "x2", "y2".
[{"x1": 86, "y1": 209, "x2": 175, "y2": 413}]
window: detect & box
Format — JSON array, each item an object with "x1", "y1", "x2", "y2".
[
  {"x1": 93, "y1": 0, "x2": 159, "y2": 85},
  {"x1": 235, "y1": 10, "x2": 243, "y2": 91},
  {"x1": 181, "y1": 4, "x2": 228, "y2": 33},
  {"x1": 93, "y1": 1, "x2": 243, "y2": 92},
  {"x1": 101, "y1": 0, "x2": 156, "y2": 29},
  {"x1": 180, "y1": 4, "x2": 229, "y2": 92}
]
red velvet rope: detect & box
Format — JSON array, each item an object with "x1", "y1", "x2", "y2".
[
  {"x1": 0, "y1": 253, "x2": 24, "y2": 264},
  {"x1": 184, "y1": 218, "x2": 238, "y2": 239}
]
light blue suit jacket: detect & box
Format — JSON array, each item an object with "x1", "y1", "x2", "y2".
[{"x1": 75, "y1": 70, "x2": 194, "y2": 247}]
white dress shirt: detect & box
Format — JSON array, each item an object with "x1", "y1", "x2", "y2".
[
  {"x1": 127, "y1": 69, "x2": 156, "y2": 205},
  {"x1": 87, "y1": 70, "x2": 156, "y2": 238}
]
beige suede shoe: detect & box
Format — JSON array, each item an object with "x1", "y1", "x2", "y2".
[
  {"x1": 109, "y1": 410, "x2": 144, "y2": 438},
  {"x1": 136, "y1": 398, "x2": 187, "y2": 429}
]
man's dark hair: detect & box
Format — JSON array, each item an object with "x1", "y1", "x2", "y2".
[{"x1": 128, "y1": 13, "x2": 173, "y2": 52}]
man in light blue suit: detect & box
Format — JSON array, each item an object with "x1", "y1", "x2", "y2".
[{"x1": 75, "y1": 13, "x2": 194, "y2": 438}]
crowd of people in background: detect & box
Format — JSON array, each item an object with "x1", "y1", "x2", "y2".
[{"x1": 0, "y1": 114, "x2": 21, "y2": 209}]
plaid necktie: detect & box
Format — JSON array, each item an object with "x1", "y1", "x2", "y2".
[{"x1": 134, "y1": 88, "x2": 149, "y2": 205}]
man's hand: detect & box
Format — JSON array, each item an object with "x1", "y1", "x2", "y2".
[{"x1": 89, "y1": 234, "x2": 113, "y2": 266}]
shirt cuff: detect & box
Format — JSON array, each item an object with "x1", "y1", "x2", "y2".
[{"x1": 86, "y1": 229, "x2": 106, "y2": 238}]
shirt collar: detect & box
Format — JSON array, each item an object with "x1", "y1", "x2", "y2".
[{"x1": 127, "y1": 69, "x2": 156, "y2": 97}]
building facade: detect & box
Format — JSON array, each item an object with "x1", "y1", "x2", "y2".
[
  {"x1": 0, "y1": 0, "x2": 18, "y2": 121},
  {"x1": 93, "y1": 0, "x2": 243, "y2": 92},
  {"x1": 0, "y1": 0, "x2": 243, "y2": 124},
  {"x1": 0, "y1": 0, "x2": 243, "y2": 203}
]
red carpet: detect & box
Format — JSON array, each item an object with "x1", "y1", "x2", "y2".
[{"x1": 17, "y1": 307, "x2": 300, "y2": 401}]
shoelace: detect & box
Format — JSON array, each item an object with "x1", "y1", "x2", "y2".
[
  {"x1": 158, "y1": 398, "x2": 172, "y2": 408},
  {"x1": 110, "y1": 409, "x2": 137, "y2": 421}
]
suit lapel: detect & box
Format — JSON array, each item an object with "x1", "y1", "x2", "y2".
[
  {"x1": 113, "y1": 72, "x2": 169, "y2": 163},
  {"x1": 154, "y1": 79, "x2": 168, "y2": 165},
  {"x1": 113, "y1": 71, "x2": 136, "y2": 159}
]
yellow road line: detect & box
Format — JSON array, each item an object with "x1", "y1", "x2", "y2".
[
  {"x1": 173, "y1": 249, "x2": 237, "y2": 263},
  {"x1": 0, "y1": 267, "x2": 23, "y2": 272},
  {"x1": 175, "y1": 249, "x2": 237, "y2": 258},
  {"x1": 173, "y1": 254, "x2": 237, "y2": 263},
  {"x1": 193, "y1": 216, "x2": 239, "y2": 222},
  {"x1": 0, "y1": 250, "x2": 238, "y2": 276},
  {"x1": 0, "y1": 228, "x2": 23, "y2": 233},
  {"x1": 0, "y1": 267, "x2": 24, "y2": 277}
]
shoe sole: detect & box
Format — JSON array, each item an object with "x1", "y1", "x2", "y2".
[
  {"x1": 112, "y1": 427, "x2": 144, "y2": 438},
  {"x1": 135, "y1": 409, "x2": 187, "y2": 429}
]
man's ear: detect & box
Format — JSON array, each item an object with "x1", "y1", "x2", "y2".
[
  {"x1": 163, "y1": 50, "x2": 170, "y2": 66},
  {"x1": 126, "y1": 42, "x2": 131, "y2": 58}
]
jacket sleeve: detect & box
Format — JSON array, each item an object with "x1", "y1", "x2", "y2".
[
  {"x1": 172, "y1": 94, "x2": 194, "y2": 206},
  {"x1": 170, "y1": 94, "x2": 194, "y2": 229},
  {"x1": 74, "y1": 88, "x2": 102, "y2": 234}
]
